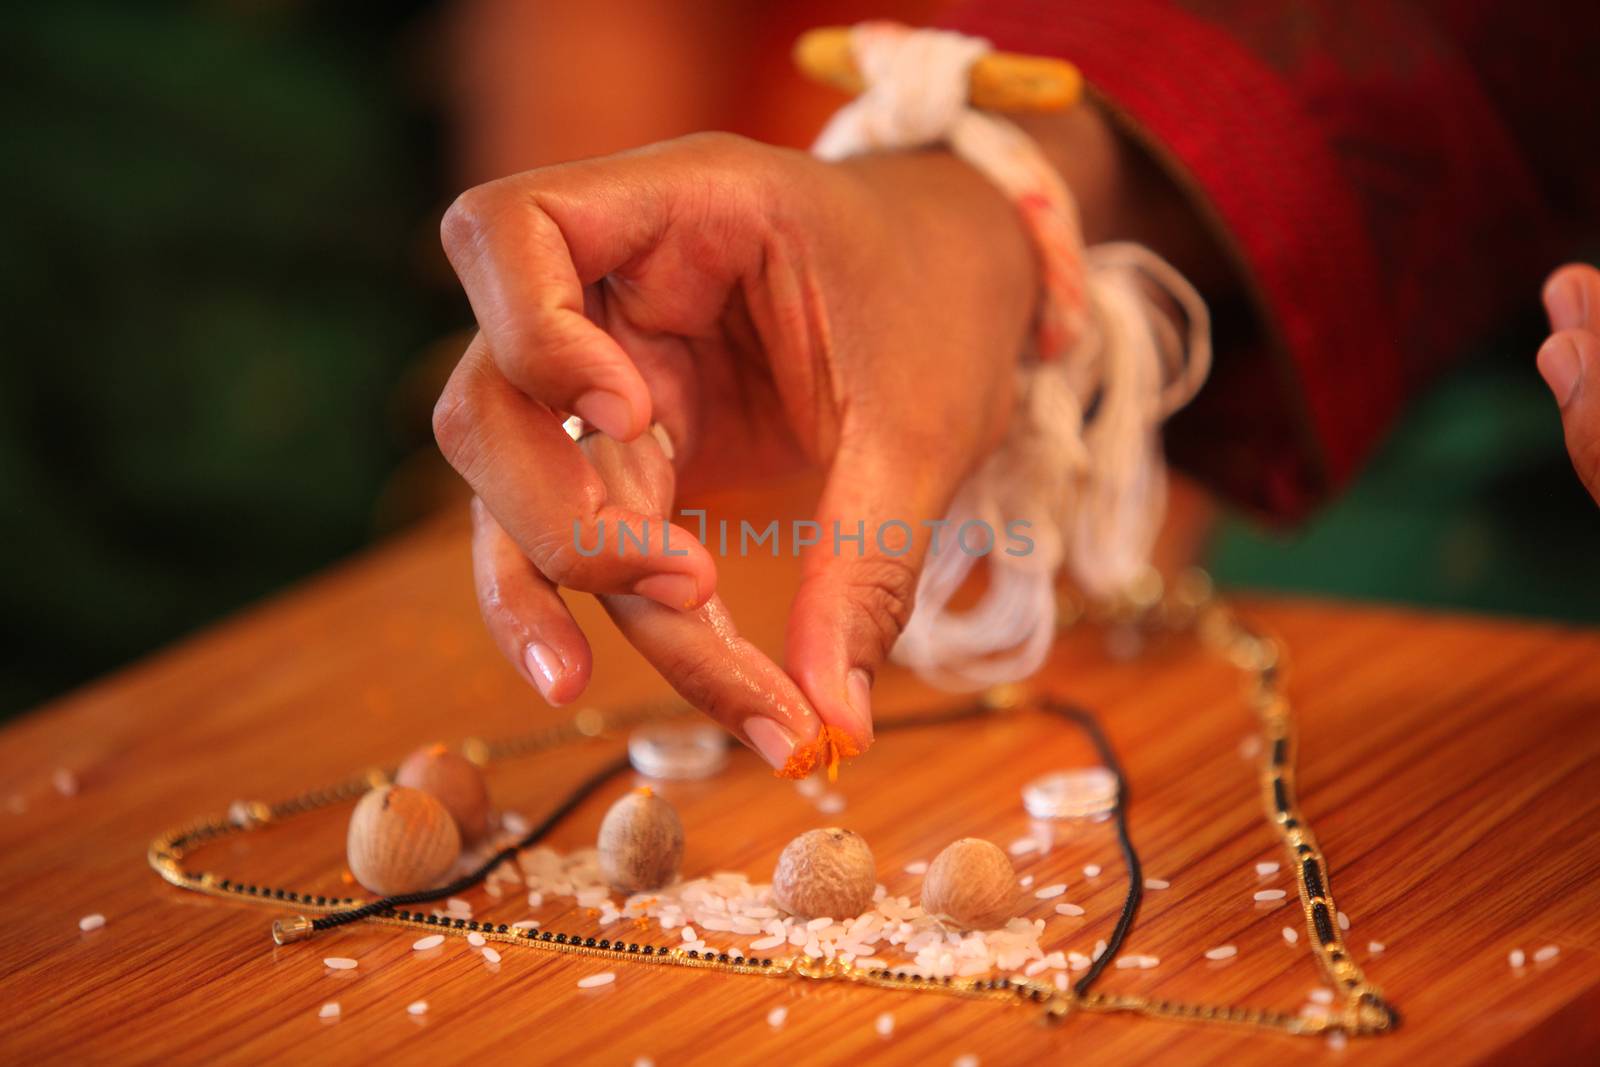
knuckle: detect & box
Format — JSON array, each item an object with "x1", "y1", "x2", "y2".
[
  {"x1": 431, "y1": 382, "x2": 482, "y2": 478},
  {"x1": 440, "y1": 182, "x2": 513, "y2": 265},
  {"x1": 840, "y1": 556, "x2": 920, "y2": 657},
  {"x1": 527, "y1": 527, "x2": 596, "y2": 589}
]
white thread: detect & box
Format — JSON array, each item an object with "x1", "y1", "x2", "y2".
[{"x1": 814, "y1": 23, "x2": 1211, "y2": 690}]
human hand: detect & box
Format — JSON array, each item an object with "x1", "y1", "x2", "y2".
[
  {"x1": 1539, "y1": 264, "x2": 1600, "y2": 503},
  {"x1": 434, "y1": 131, "x2": 1039, "y2": 769}
]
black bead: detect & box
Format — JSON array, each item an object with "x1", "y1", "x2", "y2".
[
  {"x1": 762, "y1": 959, "x2": 773, "y2": 968},
  {"x1": 498, "y1": 924, "x2": 509, "y2": 934},
  {"x1": 219, "y1": 880, "x2": 231, "y2": 890},
  {"x1": 555, "y1": 933, "x2": 567, "y2": 943},
  {"x1": 718, "y1": 953, "x2": 729, "y2": 963},
  {"x1": 733, "y1": 956, "x2": 744, "y2": 965},
  {"x1": 314, "y1": 896, "x2": 326, "y2": 905},
  {"x1": 598, "y1": 939, "x2": 610, "y2": 950},
  {"x1": 585, "y1": 937, "x2": 596, "y2": 947},
  {"x1": 628, "y1": 943, "x2": 639, "y2": 953},
  {"x1": 455, "y1": 918, "x2": 468, "y2": 928},
  {"x1": 688, "y1": 950, "x2": 699, "y2": 958},
  {"x1": 426, "y1": 915, "x2": 438, "y2": 924}
]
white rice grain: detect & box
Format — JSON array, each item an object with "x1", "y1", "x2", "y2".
[
  {"x1": 1035, "y1": 884, "x2": 1067, "y2": 900},
  {"x1": 1083, "y1": 864, "x2": 1102, "y2": 878},
  {"x1": 1367, "y1": 941, "x2": 1385, "y2": 955},
  {"x1": 1144, "y1": 878, "x2": 1170, "y2": 890},
  {"x1": 407, "y1": 1000, "x2": 428, "y2": 1016},
  {"x1": 1018, "y1": 875, "x2": 1034, "y2": 888},
  {"x1": 875, "y1": 1011, "x2": 894, "y2": 1037},
  {"x1": 577, "y1": 972, "x2": 616, "y2": 989},
  {"x1": 1205, "y1": 945, "x2": 1238, "y2": 960},
  {"x1": 1283, "y1": 927, "x2": 1300, "y2": 944},
  {"x1": 1007, "y1": 838, "x2": 1040, "y2": 857},
  {"x1": 467, "y1": 932, "x2": 486, "y2": 947},
  {"x1": 53, "y1": 768, "x2": 79, "y2": 797},
  {"x1": 1054, "y1": 903, "x2": 1085, "y2": 917},
  {"x1": 1328, "y1": 1030, "x2": 1348, "y2": 1050},
  {"x1": 1534, "y1": 945, "x2": 1560, "y2": 963},
  {"x1": 1309, "y1": 988, "x2": 1334, "y2": 1004},
  {"x1": 318, "y1": 1002, "x2": 340, "y2": 1019},
  {"x1": 633, "y1": 1059, "x2": 654, "y2": 1067},
  {"x1": 78, "y1": 913, "x2": 106, "y2": 932},
  {"x1": 482, "y1": 946, "x2": 501, "y2": 964},
  {"x1": 511, "y1": 920, "x2": 540, "y2": 930},
  {"x1": 953, "y1": 1055, "x2": 979, "y2": 1067},
  {"x1": 1254, "y1": 889, "x2": 1287, "y2": 902},
  {"x1": 750, "y1": 934, "x2": 786, "y2": 951},
  {"x1": 681, "y1": 926, "x2": 697, "y2": 942},
  {"x1": 904, "y1": 861, "x2": 928, "y2": 875},
  {"x1": 1337, "y1": 911, "x2": 1351, "y2": 931},
  {"x1": 446, "y1": 897, "x2": 472, "y2": 914},
  {"x1": 412, "y1": 934, "x2": 445, "y2": 951},
  {"x1": 817, "y1": 794, "x2": 846, "y2": 815},
  {"x1": 1255, "y1": 862, "x2": 1279, "y2": 876},
  {"x1": 1509, "y1": 948, "x2": 1526, "y2": 968},
  {"x1": 767, "y1": 1005, "x2": 788, "y2": 1028},
  {"x1": 323, "y1": 957, "x2": 357, "y2": 970}
]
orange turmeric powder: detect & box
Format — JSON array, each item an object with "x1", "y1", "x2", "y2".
[{"x1": 774, "y1": 724, "x2": 862, "y2": 782}]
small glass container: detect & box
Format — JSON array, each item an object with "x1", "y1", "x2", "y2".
[
  {"x1": 628, "y1": 721, "x2": 728, "y2": 780},
  {"x1": 1022, "y1": 768, "x2": 1118, "y2": 820}
]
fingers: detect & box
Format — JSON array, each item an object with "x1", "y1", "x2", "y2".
[
  {"x1": 785, "y1": 439, "x2": 959, "y2": 752},
  {"x1": 1538, "y1": 329, "x2": 1600, "y2": 504},
  {"x1": 471, "y1": 498, "x2": 592, "y2": 705},
  {"x1": 602, "y1": 593, "x2": 822, "y2": 773},
  {"x1": 440, "y1": 174, "x2": 656, "y2": 441},
  {"x1": 577, "y1": 426, "x2": 822, "y2": 771},
  {"x1": 434, "y1": 336, "x2": 717, "y2": 607},
  {"x1": 1540, "y1": 265, "x2": 1600, "y2": 504}
]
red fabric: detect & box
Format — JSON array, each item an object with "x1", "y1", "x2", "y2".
[{"x1": 940, "y1": 0, "x2": 1597, "y2": 517}]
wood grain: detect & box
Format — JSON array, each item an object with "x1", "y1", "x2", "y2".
[{"x1": 2, "y1": 503, "x2": 1598, "y2": 1066}]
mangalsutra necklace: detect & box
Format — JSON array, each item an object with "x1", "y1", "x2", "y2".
[{"x1": 147, "y1": 572, "x2": 1400, "y2": 1040}]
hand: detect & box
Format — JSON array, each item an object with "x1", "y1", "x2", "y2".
[
  {"x1": 433, "y1": 130, "x2": 1039, "y2": 768},
  {"x1": 1539, "y1": 264, "x2": 1600, "y2": 503}
]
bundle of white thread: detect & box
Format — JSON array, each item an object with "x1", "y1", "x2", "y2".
[{"x1": 813, "y1": 23, "x2": 1211, "y2": 690}]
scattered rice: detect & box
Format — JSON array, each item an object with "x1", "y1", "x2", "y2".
[
  {"x1": 1091, "y1": 939, "x2": 1107, "y2": 962},
  {"x1": 767, "y1": 1006, "x2": 788, "y2": 1028},
  {"x1": 795, "y1": 776, "x2": 825, "y2": 798},
  {"x1": 318, "y1": 1002, "x2": 340, "y2": 1019},
  {"x1": 904, "y1": 861, "x2": 928, "y2": 875},
  {"x1": 633, "y1": 1059, "x2": 653, "y2": 1067},
  {"x1": 1337, "y1": 911, "x2": 1351, "y2": 931},
  {"x1": 1018, "y1": 875, "x2": 1034, "y2": 888},
  {"x1": 1328, "y1": 1031, "x2": 1347, "y2": 1050},
  {"x1": 1254, "y1": 890, "x2": 1287, "y2": 902},
  {"x1": 467, "y1": 932, "x2": 486, "y2": 947},
  {"x1": 875, "y1": 1012, "x2": 894, "y2": 1037},
  {"x1": 953, "y1": 1056, "x2": 979, "y2": 1067},
  {"x1": 501, "y1": 811, "x2": 531, "y2": 835},
  {"x1": 1143, "y1": 878, "x2": 1170, "y2": 890},
  {"x1": 1054, "y1": 903, "x2": 1085, "y2": 917},
  {"x1": 482, "y1": 946, "x2": 502, "y2": 964},
  {"x1": 323, "y1": 957, "x2": 357, "y2": 970},
  {"x1": 1255, "y1": 862, "x2": 1279, "y2": 876},
  {"x1": 1205, "y1": 945, "x2": 1238, "y2": 960},
  {"x1": 511, "y1": 920, "x2": 540, "y2": 930},
  {"x1": 78, "y1": 914, "x2": 106, "y2": 932},
  {"x1": 53, "y1": 768, "x2": 79, "y2": 797},
  {"x1": 1309, "y1": 988, "x2": 1334, "y2": 1004},
  {"x1": 1239, "y1": 735, "x2": 1262, "y2": 759},
  {"x1": 577, "y1": 973, "x2": 616, "y2": 989},
  {"x1": 1007, "y1": 838, "x2": 1040, "y2": 857},
  {"x1": 1115, "y1": 955, "x2": 1160, "y2": 969},
  {"x1": 412, "y1": 935, "x2": 445, "y2": 951},
  {"x1": 1283, "y1": 927, "x2": 1299, "y2": 944},
  {"x1": 446, "y1": 897, "x2": 472, "y2": 914},
  {"x1": 407, "y1": 1000, "x2": 428, "y2": 1016},
  {"x1": 1509, "y1": 949, "x2": 1526, "y2": 968},
  {"x1": 1083, "y1": 864, "x2": 1101, "y2": 878},
  {"x1": 817, "y1": 794, "x2": 846, "y2": 815},
  {"x1": 681, "y1": 927, "x2": 698, "y2": 942},
  {"x1": 1534, "y1": 945, "x2": 1559, "y2": 963},
  {"x1": 1367, "y1": 941, "x2": 1385, "y2": 954},
  {"x1": 1035, "y1": 884, "x2": 1067, "y2": 900}
]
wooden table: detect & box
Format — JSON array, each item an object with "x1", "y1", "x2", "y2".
[{"x1": 4, "y1": 508, "x2": 1599, "y2": 1066}]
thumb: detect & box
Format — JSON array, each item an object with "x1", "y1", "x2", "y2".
[
  {"x1": 1538, "y1": 328, "x2": 1600, "y2": 505},
  {"x1": 785, "y1": 441, "x2": 959, "y2": 751}
]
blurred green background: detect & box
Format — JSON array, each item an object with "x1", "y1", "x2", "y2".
[{"x1": 3, "y1": 2, "x2": 1596, "y2": 718}]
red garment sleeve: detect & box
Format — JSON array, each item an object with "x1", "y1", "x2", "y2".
[{"x1": 939, "y1": 0, "x2": 1599, "y2": 518}]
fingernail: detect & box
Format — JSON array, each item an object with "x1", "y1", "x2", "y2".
[
  {"x1": 1538, "y1": 335, "x2": 1582, "y2": 407},
  {"x1": 632, "y1": 572, "x2": 699, "y2": 610},
  {"x1": 1544, "y1": 275, "x2": 1586, "y2": 332},
  {"x1": 573, "y1": 389, "x2": 635, "y2": 440},
  {"x1": 524, "y1": 643, "x2": 565, "y2": 702},
  {"x1": 742, "y1": 716, "x2": 797, "y2": 770},
  {"x1": 844, "y1": 668, "x2": 875, "y2": 743}
]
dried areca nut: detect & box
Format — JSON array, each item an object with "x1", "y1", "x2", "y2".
[
  {"x1": 597, "y1": 787, "x2": 684, "y2": 893},
  {"x1": 771, "y1": 827, "x2": 876, "y2": 920},
  {"x1": 922, "y1": 837, "x2": 1019, "y2": 929},
  {"x1": 395, "y1": 744, "x2": 492, "y2": 843},
  {"x1": 346, "y1": 786, "x2": 461, "y2": 895}
]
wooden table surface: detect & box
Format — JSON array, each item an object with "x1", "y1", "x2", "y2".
[{"x1": 4, "y1": 503, "x2": 1599, "y2": 1066}]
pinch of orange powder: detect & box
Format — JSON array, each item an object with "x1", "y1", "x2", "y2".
[{"x1": 774, "y1": 724, "x2": 862, "y2": 783}]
